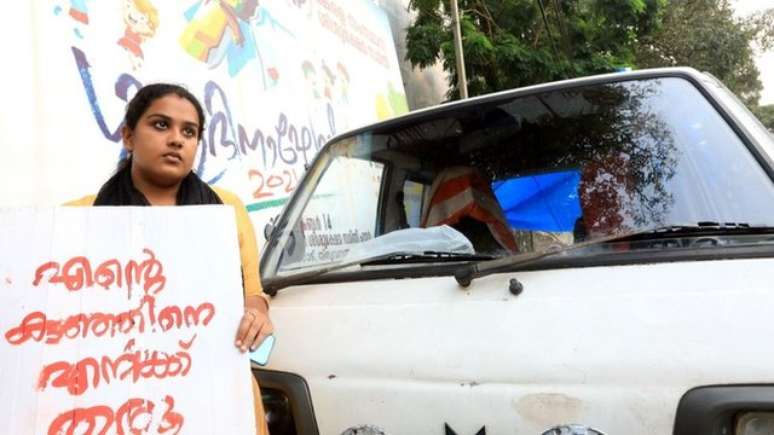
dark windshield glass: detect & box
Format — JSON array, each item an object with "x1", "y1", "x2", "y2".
[{"x1": 274, "y1": 77, "x2": 774, "y2": 273}]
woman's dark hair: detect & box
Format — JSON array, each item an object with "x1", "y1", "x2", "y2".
[
  {"x1": 97, "y1": 83, "x2": 220, "y2": 206},
  {"x1": 124, "y1": 83, "x2": 205, "y2": 139}
]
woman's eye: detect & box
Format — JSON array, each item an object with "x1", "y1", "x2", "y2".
[
  {"x1": 183, "y1": 128, "x2": 196, "y2": 138},
  {"x1": 153, "y1": 120, "x2": 168, "y2": 129}
]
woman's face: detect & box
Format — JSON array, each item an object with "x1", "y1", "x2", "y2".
[{"x1": 123, "y1": 94, "x2": 200, "y2": 188}]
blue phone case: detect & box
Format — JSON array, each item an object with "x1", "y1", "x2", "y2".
[{"x1": 249, "y1": 334, "x2": 275, "y2": 366}]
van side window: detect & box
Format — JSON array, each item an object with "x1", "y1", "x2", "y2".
[
  {"x1": 284, "y1": 157, "x2": 385, "y2": 269},
  {"x1": 402, "y1": 179, "x2": 426, "y2": 228}
]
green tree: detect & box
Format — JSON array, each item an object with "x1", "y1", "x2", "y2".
[
  {"x1": 752, "y1": 104, "x2": 774, "y2": 132},
  {"x1": 405, "y1": 0, "x2": 666, "y2": 99},
  {"x1": 635, "y1": 0, "x2": 774, "y2": 107}
]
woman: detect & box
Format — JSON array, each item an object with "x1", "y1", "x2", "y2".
[{"x1": 66, "y1": 83, "x2": 272, "y2": 435}]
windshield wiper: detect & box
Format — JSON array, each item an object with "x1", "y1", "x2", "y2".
[
  {"x1": 453, "y1": 222, "x2": 774, "y2": 287},
  {"x1": 361, "y1": 251, "x2": 494, "y2": 265},
  {"x1": 264, "y1": 251, "x2": 489, "y2": 295}
]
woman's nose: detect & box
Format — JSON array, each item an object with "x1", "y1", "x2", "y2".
[{"x1": 168, "y1": 130, "x2": 184, "y2": 148}]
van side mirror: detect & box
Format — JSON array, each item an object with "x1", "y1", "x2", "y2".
[{"x1": 264, "y1": 214, "x2": 281, "y2": 241}]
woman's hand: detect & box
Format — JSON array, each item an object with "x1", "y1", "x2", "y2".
[{"x1": 235, "y1": 295, "x2": 273, "y2": 352}]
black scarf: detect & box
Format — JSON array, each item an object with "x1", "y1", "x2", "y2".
[{"x1": 94, "y1": 160, "x2": 222, "y2": 206}]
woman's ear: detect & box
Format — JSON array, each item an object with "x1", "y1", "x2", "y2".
[{"x1": 121, "y1": 125, "x2": 134, "y2": 152}]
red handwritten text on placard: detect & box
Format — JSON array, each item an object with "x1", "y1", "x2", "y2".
[
  {"x1": 33, "y1": 248, "x2": 166, "y2": 295},
  {"x1": 38, "y1": 335, "x2": 197, "y2": 396},
  {"x1": 6, "y1": 248, "x2": 230, "y2": 432},
  {"x1": 4, "y1": 295, "x2": 215, "y2": 346},
  {"x1": 47, "y1": 394, "x2": 184, "y2": 435}
]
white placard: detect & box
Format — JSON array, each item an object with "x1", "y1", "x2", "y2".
[{"x1": 0, "y1": 207, "x2": 254, "y2": 435}]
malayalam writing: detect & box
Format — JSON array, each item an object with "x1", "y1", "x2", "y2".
[
  {"x1": 32, "y1": 248, "x2": 165, "y2": 295},
  {"x1": 37, "y1": 335, "x2": 197, "y2": 396},
  {"x1": 5, "y1": 249, "x2": 215, "y2": 434},
  {"x1": 71, "y1": 46, "x2": 337, "y2": 185},
  {"x1": 46, "y1": 395, "x2": 183, "y2": 435},
  {"x1": 299, "y1": 213, "x2": 373, "y2": 263},
  {"x1": 5, "y1": 294, "x2": 213, "y2": 345},
  {"x1": 316, "y1": 0, "x2": 389, "y2": 68}
]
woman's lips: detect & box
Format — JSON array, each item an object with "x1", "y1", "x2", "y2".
[{"x1": 162, "y1": 152, "x2": 182, "y2": 164}]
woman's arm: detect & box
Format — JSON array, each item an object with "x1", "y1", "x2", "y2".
[
  {"x1": 213, "y1": 187, "x2": 275, "y2": 352},
  {"x1": 236, "y1": 294, "x2": 273, "y2": 352}
]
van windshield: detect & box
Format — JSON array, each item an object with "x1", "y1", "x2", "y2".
[{"x1": 270, "y1": 77, "x2": 774, "y2": 276}]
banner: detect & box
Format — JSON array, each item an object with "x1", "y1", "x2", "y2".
[
  {"x1": 0, "y1": 207, "x2": 253, "y2": 434},
  {"x1": 1, "y1": 0, "x2": 409, "y2": 239}
]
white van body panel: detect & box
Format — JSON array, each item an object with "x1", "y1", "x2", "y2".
[{"x1": 266, "y1": 257, "x2": 774, "y2": 434}]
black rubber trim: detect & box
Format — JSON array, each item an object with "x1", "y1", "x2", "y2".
[
  {"x1": 252, "y1": 368, "x2": 320, "y2": 435},
  {"x1": 270, "y1": 243, "x2": 774, "y2": 290},
  {"x1": 674, "y1": 384, "x2": 774, "y2": 435},
  {"x1": 375, "y1": 158, "x2": 393, "y2": 238}
]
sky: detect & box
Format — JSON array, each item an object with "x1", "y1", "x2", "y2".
[{"x1": 732, "y1": 0, "x2": 774, "y2": 105}]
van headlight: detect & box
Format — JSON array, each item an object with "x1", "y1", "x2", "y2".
[
  {"x1": 737, "y1": 412, "x2": 774, "y2": 435},
  {"x1": 541, "y1": 424, "x2": 605, "y2": 435}
]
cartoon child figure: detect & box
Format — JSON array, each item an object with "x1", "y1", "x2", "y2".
[
  {"x1": 117, "y1": 0, "x2": 159, "y2": 71},
  {"x1": 335, "y1": 62, "x2": 350, "y2": 106},
  {"x1": 301, "y1": 61, "x2": 320, "y2": 100},
  {"x1": 333, "y1": 62, "x2": 351, "y2": 131},
  {"x1": 301, "y1": 60, "x2": 335, "y2": 136},
  {"x1": 321, "y1": 61, "x2": 336, "y2": 101}
]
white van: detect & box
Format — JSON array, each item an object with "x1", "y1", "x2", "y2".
[{"x1": 254, "y1": 68, "x2": 774, "y2": 435}]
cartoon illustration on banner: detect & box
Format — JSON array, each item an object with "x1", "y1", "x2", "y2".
[{"x1": 5, "y1": 1, "x2": 408, "y2": 236}]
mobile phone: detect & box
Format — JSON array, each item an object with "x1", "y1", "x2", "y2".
[{"x1": 249, "y1": 334, "x2": 275, "y2": 366}]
